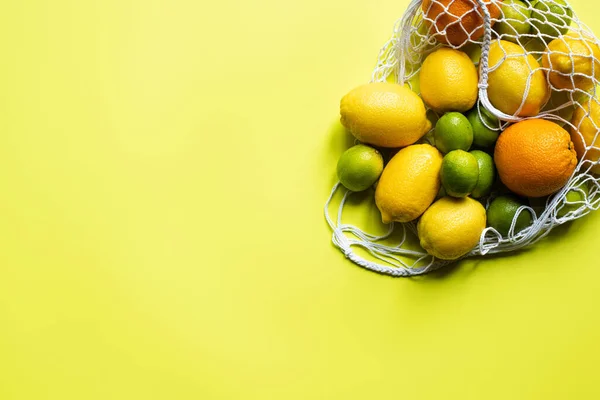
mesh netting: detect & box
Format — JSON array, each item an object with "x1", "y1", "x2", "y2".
[{"x1": 325, "y1": 0, "x2": 600, "y2": 276}]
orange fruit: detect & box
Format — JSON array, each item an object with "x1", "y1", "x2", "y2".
[
  {"x1": 422, "y1": 0, "x2": 501, "y2": 47},
  {"x1": 494, "y1": 119, "x2": 577, "y2": 197}
]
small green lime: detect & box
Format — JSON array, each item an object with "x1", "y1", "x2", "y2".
[
  {"x1": 434, "y1": 112, "x2": 473, "y2": 154},
  {"x1": 557, "y1": 182, "x2": 590, "y2": 218},
  {"x1": 440, "y1": 150, "x2": 479, "y2": 197},
  {"x1": 531, "y1": 0, "x2": 573, "y2": 41},
  {"x1": 337, "y1": 144, "x2": 384, "y2": 191},
  {"x1": 496, "y1": 0, "x2": 532, "y2": 41},
  {"x1": 467, "y1": 107, "x2": 500, "y2": 149},
  {"x1": 487, "y1": 195, "x2": 533, "y2": 236},
  {"x1": 470, "y1": 150, "x2": 496, "y2": 198}
]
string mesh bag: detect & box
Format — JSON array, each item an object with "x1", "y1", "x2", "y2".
[{"x1": 325, "y1": 0, "x2": 600, "y2": 276}]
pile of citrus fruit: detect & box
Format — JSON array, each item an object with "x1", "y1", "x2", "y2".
[{"x1": 334, "y1": 0, "x2": 600, "y2": 261}]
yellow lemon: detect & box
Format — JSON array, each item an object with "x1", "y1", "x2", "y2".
[
  {"x1": 340, "y1": 82, "x2": 431, "y2": 148},
  {"x1": 419, "y1": 47, "x2": 479, "y2": 113},
  {"x1": 487, "y1": 40, "x2": 550, "y2": 117},
  {"x1": 570, "y1": 98, "x2": 600, "y2": 174},
  {"x1": 375, "y1": 144, "x2": 443, "y2": 223},
  {"x1": 543, "y1": 32, "x2": 600, "y2": 91},
  {"x1": 417, "y1": 196, "x2": 487, "y2": 260}
]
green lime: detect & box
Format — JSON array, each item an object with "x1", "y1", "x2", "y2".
[
  {"x1": 470, "y1": 150, "x2": 496, "y2": 198},
  {"x1": 557, "y1": 182, "x2": 590, "y2": 218},
  {"x1": 487, "y1": 195, "x2": 533, "y2": 236},
  {"x1": 434, "y1": 112, "x2": 474, "y2": 154},
  {"x1": 440, "y1": 150, "x2": 479, "y2": 197},
  {"x1": 467, "y1": 107, "x2": 500, "y2": 149},
  {"x1": 495, "y1": 0, "x2": 532, "y2": 42},
  {"x1": 531, "y1": 0, "x2": 573, "y2": 41},
  {"x1": 337, "y1": 144, "x2": 384, "y2": 191}
]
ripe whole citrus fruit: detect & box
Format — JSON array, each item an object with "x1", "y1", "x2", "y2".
[
  {"x1": 531, "y1": 0, "x2": 573, "y2": 41},
  {"x1": 487, "y1": 195, "x2": 532, "y2": 236},
  {"x1": 336, "y1": 144, "x2": 384, "y2": 192},
  {"x1": 340, "y1": 82, "x2": 431, "y2": 148},
  {"x1": 420, "y1": 48, "x2": 479, "y2": 113},
  {"x1": 422, "y1": 0, "x2": 501, "y2": 47},
  {"x1": 434, "y1": 112, "x2": 474, "y2": 154},
  {"x1": 418, "y1": 196, "x2": 487, "y2": 260},
  {"x1": 487, "y1": 40, "x2": 550, "y2": 117},
  {"x1": 495, "y1": 0, "x2": 531, "y2": 42},
  {"x1": 375, "y1": 144, "x2": 443, "y2": 223},
  {"x1": 494, "y1": 119, "x2": 578, "y2": 197},
  {"x1": 440, "y1": 150, "x2": 480, "y2": 197},
  {"x1": 570, "y1": 98, "x2": 600, "y2": 174},
  {"x1": 467, "y1": 106, "x2": 500, "y2": 148},
  {"x1": 543, "y1": 32, "x2": 600, "y2": 92}
]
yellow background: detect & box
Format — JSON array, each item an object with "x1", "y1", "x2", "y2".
[{"x1": 1, "y1": 0, "x2": 600, "y2": 398}]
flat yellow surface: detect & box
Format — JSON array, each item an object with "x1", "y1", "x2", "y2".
[{"x1": 1, "y1": 1, "x2": 600, "y2": 399}]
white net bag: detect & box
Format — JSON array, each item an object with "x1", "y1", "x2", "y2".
[{"x1": 325, "y1": 0, "x2": 600, "y2": 276}]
